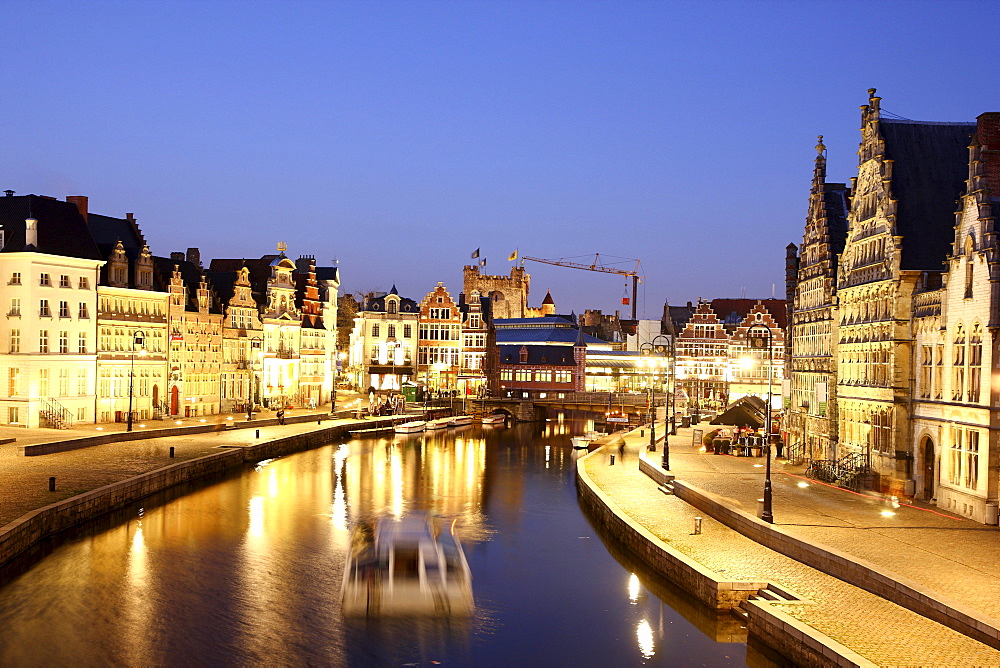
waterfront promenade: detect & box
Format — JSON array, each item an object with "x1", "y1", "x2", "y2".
[
  {"x1": 4, "y1": 411, "x2": 1000, "y2": 665},
  {"x1": 584, "y1": 424, "x2": 1000, "y2": 666}
]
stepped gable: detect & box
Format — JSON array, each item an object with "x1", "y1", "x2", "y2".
[
  {"x1": 880, "y1": 118, "x2": 976, "y2": 270},
  {"x1": 0, "y1": 193, "x2": 101, "y2": 260},
  {"x1": 709, "y1": 298, "x2": 786, "y2": 330}
]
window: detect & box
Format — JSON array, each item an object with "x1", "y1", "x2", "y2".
[
  {"x1": 8, "y1": 298, "x2": 20, "y2": 317},
  {"x1": 59, "y1": 301, "x2": 70, "y2": 318},
  {"x1": 920, "y1": 345, "x2": 932, "y2": 399},
  {"x1": 9, "y1": 328, "x2": 20, "y2": 353},
  {"x1": 79, "y1": 277, "x2": 89, "y2": 289},
  {"x1": 8, "y1": 368, "x2": 19, "y2": 397},
  {"x1": 39, "y1": 300, "x2": 51, "y2": 317},
  {"x1": 39, "y1": 369, "x2": 49, "y2": 397},
  {"x1": 372, "y1": 323, "x2": 379, "y2": 337},
  {"x1": 470, "y1": 314, "x2": 481, "y2": 329},
  {"x1": 59, "y1": 274, "x2": 70, "y2": 288},
  {"x1": 388, "y1": 300, "x2": 397, "y2": 314},
  {"x1": 969, "y1": 325, "x2": 982, "y2": 403},
  {"x1": 953, "y1": 325, "x2": 966, "y2": 402},
  {"x1": 9, "y1": 272, "x2": 20, "y2": 285},
  {"x1": 8, "y1": 407, "x2": 19, "y2": 424},
  {"x1": 79, "y1": 303, "x2": 89, "y2": 319},
  {"x1": 39, "y1": 330, "x2": 49, "y2": 353},
  {"x1": 77, "y1": 369, "x2": 88, "y2": 395},
  {"x1": 39, "y1": 273, "x2": 51, "y2": 286},
  {"x1": 58, "y1": 369, "x2": 69, "y2": 396},
  {"x1": 388, "y1": 324, "x2": 396, "y2": 339},
  {"x1": 59, "y1": 331, "x2": 69, "y2": 353},
  {"x1": 404, "y1": 324, "x2": 412, "y2": 338}
]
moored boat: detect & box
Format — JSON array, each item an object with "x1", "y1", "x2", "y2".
[
  {"x1": 341, "y1": 515, "x2": 474, "y2": 616},
  {"x1": 481, "y1": 414, "x2": 505, "y2": 426},
  {"x1": 449, "y1": 415, "x2": 474, "y2": 426},
  {"x1": 393, "y1": 420, "x2": 426, "y2": 433},
  {"x1": 425, "y1": 417, "x2": 452, "y2": 430}
]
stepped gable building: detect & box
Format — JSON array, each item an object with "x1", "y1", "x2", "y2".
[
  {"x1": 834, "y1": 89, "x2": 975, "y2": 496},
  {"x1": 206, "y1": 262, "x2": 264, "y2": 414},
  {"x1": 294, "y1": 256, "x2": 338, "y2": 409},
  {"x1": 910, "y1": 112, "x2": 1000, "y2": 521},
  {"x1": 786, "y1": 136, "x2": 850, "y2": 463},
  {"x1": 155, "y1": 251, "x2": 224, "y2": 418},
  {"x1": 348, "y1": 286, "x2": 418, "y2": 393},
  {"x1": 0, "y1": 193, "x2": 104, "y2": 427},
  {"x1": 462, "y1": 265, "x2": 555, "y2": 319},
  {"x1": 417, "y1": 282, "x2": 463, "y2": 394},
  {"x1": 86, "y1": 203, "x2": 170, "y2": 424}
]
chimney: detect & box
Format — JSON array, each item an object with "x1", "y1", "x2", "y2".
[
  {"x1": 186, "y1": 247, "x2": 201, "y2": 269},
  {"x1": 978, "y1": 112, "x2": 1000, "y2": 196},
  {"x1": 25, "y1": 217, "x2": 38, "y2": 248},
  {"x1": 66, "y1": 196, "x2": 88, "y2": 223}
]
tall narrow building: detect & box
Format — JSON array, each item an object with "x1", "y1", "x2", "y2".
[{"x1": 787, "y1": 136, "x2": 849, "y2": 462}]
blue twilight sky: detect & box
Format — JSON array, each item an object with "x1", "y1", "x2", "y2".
[{"x1": 2, "y1": 1, "x2": 998, "y2": 318}]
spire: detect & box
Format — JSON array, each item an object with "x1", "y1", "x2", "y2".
[
  {"x1": 389, "y1": 284, "x2": 399, "y2": 295},
  {"x1": 574, "y1": 322, "x2": 586, "y2": 346},
  {"x1": 542, "y1": 290, "x2": 554, "y2": 305}
]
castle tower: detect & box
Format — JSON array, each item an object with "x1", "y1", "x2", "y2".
[{"x1": 463, "y1": 265, "x2": 530, "y2": 319}]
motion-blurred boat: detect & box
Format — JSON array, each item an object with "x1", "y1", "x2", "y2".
[{"x1": 341, "y1": 515, "x2": 474, "y2": 616}]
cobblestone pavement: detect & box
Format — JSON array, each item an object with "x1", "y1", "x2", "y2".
[{"x1": 585, "y1": 426, "x2": 1000, "y2": 666}]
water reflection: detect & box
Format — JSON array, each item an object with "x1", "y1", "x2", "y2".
[{"x1": 0, "y1": 413, "x2": 745, "y2": 666}]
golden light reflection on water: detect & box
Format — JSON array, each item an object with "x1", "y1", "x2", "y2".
[
  {"x1": 636, "y1": 619, "x2": 655, "y2": 658},
  {"x1": 628, "y1": 573, "x2": 640, "y2": 603}
]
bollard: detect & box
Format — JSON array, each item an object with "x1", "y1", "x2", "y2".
[
  {"x1": 256, "y1": 429, "x2": 260, "y2": 439},
  {"x1": 318, "y1": 417, "x2": 322, "y2": 425},
  {"x1": 169, "y1": 446, "x2": 175, "y2": 458},
  {"x1": 48, "y1": 476, "x2": 56, "y2": 492},
  {"x1": 693, "y1": 517, "x2": 702, "y2": 535},
  {"x1": 610, "y1": 454, "x2": 615, "y2": 465},
  {"x1": 640, "y1": 429, "x2": 644, "y2": 437}
]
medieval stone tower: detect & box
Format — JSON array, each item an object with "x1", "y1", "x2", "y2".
[{"x1": 463, "y1": 265, "x2": 530, "y2": 319}]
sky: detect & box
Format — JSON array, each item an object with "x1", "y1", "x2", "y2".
[{"x1": 3, "y1": 0, "x2": 998, "y2": 319}]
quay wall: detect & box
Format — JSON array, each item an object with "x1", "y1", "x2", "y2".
[{"x1": 575, "y1": 450, "x2": 767, "y2": 611}]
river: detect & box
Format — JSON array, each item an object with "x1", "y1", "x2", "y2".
[{"x1": 0, "y1": 413, "x2": 747, "y2": 666}]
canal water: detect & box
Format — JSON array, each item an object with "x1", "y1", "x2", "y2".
[{"x1": 0, "y1": 414, "x2": 747, "y2": 666}]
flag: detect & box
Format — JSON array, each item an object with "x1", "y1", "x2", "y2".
[
  {"x1": 471, "y1": 248, "x2": 480, "y2": 259},
  {"x1": 508, "y1": 249, "x2": 518, "y2": 262},
  {"x1": 479, "y1": 257, "x2": 487, "y2": 267}
]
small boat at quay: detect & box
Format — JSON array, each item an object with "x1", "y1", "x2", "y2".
[
  {"x1": 449, "y1": 415, "x2": 474, "y2": 426},
  {"x1": 425, "y1": 417, "x2": 452, "y2": 430},
  {"x1": 341, "y1": 515, "x2": 474, "y2": 616},
  {"x1": 571, "y1": 431, "x2": 601, "y2": 449},
  {"x1": 481, "y1": 414, "x2": 506, "y2": 426},
  {"x1": 393, "y1": 420, "x2": 426, "y2": 434}
]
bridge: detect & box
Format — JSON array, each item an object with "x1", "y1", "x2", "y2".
[{"x1": 431, "y1": 391, "x2": 670, "y2": 424}]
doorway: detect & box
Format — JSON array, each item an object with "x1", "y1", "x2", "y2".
[{"x1": 922, "y1": 437, "x2": 936, "y2": 500}]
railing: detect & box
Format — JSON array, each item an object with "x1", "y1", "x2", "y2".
[
  {"x1": 784, "y1": 440, "x2": 807, "y2": 466},
  {"x1": 153, "y1": 399, "x2": 171, "y2": 419},
  {"x1": 805, "y1": 450, "x2": 875, "y2": 492},
  {"x1": 39, "y1": 397, "x2": 74, "y2": 429}
]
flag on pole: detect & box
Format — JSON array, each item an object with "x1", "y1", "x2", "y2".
[
  {"x1": 479, "y1": 257, "x2": 487, "y2": 267},
  {"x1": 508, "y1": 249, "x2": 518, "y2": 262},
  {"x1": 471, "y1": 248, "x2": 480, "y2": 259}
]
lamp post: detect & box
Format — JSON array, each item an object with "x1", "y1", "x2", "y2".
[
  {"x1": 640, "y1": 343, "x2": 655, "y2": 452},
  {"x1": 747, "y1": 324, "x2": 774, "y2": 523},
  {"x1": 652, "y1": 334, "x2": 670, "y2": 469},
  {"x1": 127, "y1": 331, "x2": 146, "y2": 432}
]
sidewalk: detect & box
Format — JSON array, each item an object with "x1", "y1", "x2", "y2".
[{"x1": 584, "y1": 423, "x2": 1000, "y2": 665}]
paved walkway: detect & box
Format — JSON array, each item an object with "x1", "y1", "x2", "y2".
[{"x1": 585, "y1": 423, "x2": 1000, "y2": 666}]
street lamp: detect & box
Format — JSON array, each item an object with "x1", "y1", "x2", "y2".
[
  {"x1": 651, "y1": 334, "x2": 671, "y2": 469},
  {"x1": 127, "y1": 331, "x2": 147, "y2": 432},
  {"x1": 639, "y1": 344, "x2": 656, "y2": 453},
  {"x1": 747, "y1": 323, "x2": 774, "y2": 524}
]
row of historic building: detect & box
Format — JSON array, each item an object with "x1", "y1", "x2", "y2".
[
  {"x1": 786, "y1": 89, "x2": 1000, "y2": 523},
  {"x1": 0, "y1": 192, "x2": 340, "y2": 428}
]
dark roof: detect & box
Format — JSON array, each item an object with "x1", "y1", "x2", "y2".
[
  {"x1": 824, "y1": 185, "x2": 850, "y2": 259},
  {"x1": 87, "y1": 212, "x2": 145, "y2": 259},
  {"x1": 154, "y1": 255, "x2": 222, "y2": 314},
  {"x1": 498, "y1": 345, "x2": 577, "y2": 366},
  {"x1": 880, "y1": 119, "x2": 976, "y2": 270},
  {"x1": 362, "y1": 292, "x2": 418, "y2": 314},
  {"x1": 494, "y1": 316, "x2": 575, "y2": 328},
  {"x1": 710, "y1": 396, "x2": 767, "y2": 429},
  {"x1": 0, "y1": 194, "x2": 102, "y2": 260},
  {"x1": 496, "y1": 327, "x2": 604, "y2": 346},
  {"x1": 204, "y1": 270, "x2": 238, "y2": 305}
]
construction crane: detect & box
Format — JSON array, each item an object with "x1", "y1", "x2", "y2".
[{"x1": 521, "y1": 253, "x2": 643, "y2": 320}]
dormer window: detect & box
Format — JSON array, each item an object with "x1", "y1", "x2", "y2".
[{"x1": 388, "y1": 300, "x2": 397, "y2": 314}]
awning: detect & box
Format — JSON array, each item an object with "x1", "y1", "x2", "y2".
[
  {"x1": 710, "y1": 396, "x2": 767, "y2": 429},
  {"x1": 367, "y1": 365, "x2": 415, "y2": 375}
]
